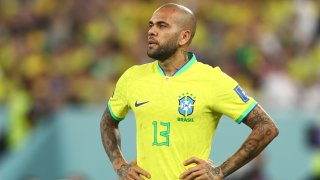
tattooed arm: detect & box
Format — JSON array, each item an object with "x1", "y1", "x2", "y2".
[
  {"x1": 218, "y1": 104, "x2": 279, "y2": 178},
  {"x1": 100, "y1": 107, "x2": 151, "y2": 180},
  {"x1": 180, "y1": 104, "x2": 278, "y2": 180}
]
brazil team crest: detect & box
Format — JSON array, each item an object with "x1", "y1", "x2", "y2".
[{"x1": 178, "y1": 93, "x2": 196, "y2": 117}]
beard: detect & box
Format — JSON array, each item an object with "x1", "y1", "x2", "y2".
[{"x1": 147, "y1": 35, "x2": 179, "y2": 62}]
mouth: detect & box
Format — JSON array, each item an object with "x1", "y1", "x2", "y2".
[
  {"x1": 148, "y1": 38, "x2": 158, "y2": 46},
  {"x1": 148, "y1": 43, "x2": 157, "y2": 48}
]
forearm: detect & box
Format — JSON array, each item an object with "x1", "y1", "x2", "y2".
[
  {"x1": 219, "y1": 125, "x2": 277, "y2": 177},
  {"x1": 219, "y1": 105, "x2": 279, "y2": 177},
  {"x1": 100, "y1": 108, "x2": 127, "y2": 172}
]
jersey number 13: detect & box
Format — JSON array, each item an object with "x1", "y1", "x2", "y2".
[{"x1": 152, "y1": 121, "x2": 170, "y2": 146}]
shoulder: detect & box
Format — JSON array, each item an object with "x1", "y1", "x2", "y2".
[
  {"x1": 192, "y1": 61, "x2": 237, "y2": 87},
  {"x1": 129, "y1": 61, "x2": 155, "y2": 72},
  {"x1": 193, "y1": 61, "x2": 225, "y2": 78},
  {"x1": 118, "y1": 61, "x2": 156, "y2": 81},
  {"x1": 124, "y1": 61, "x2": 155, "y2": 76}
]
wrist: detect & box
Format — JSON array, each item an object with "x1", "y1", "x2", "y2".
[
  {"x1": 217, "y1": 166, "x2": 224, "y2": 178},
  {"x1": 211, "y1": 166, "x2": 224, "y2": 178},
  {"x1": 113, "y1": 159, "x2": 127, "y2": 173}
]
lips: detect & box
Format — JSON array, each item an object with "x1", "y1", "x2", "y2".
[{"x1": 148, "y1": 38, "x2": 158, "y2": 45}]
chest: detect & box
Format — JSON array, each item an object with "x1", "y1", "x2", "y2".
[{"x1": 128, "y1": 75, "x2": 213, "y2": 120}]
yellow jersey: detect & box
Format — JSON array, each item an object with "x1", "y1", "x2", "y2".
[{"x1": 108, "y1": 52, "x2": 257, "y2": 179}]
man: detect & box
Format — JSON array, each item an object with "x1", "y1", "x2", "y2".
[{"x1": 100, "y1": 3, "x2": 279, "y2": 180}]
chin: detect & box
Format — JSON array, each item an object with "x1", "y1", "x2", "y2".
[{"x1": 147, "y1": 50, "x2": 157, "y2": 59}]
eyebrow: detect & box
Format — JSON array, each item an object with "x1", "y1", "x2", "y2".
[{"x1": 149, "y1": 20, "x2": 170, "y2": 26}]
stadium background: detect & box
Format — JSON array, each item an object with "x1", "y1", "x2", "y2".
[{"x1": 0, "y1": 0, "x2": 320, "y2": 179}]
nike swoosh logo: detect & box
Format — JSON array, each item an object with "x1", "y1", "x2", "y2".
[{"x1": 135, "y1": 101, "x2": 149, "y2": 107}]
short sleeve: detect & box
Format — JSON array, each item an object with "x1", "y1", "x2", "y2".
[
  {"x1": 211, "y1": 68, "x2": 257, "y2": 123},
  {"x1": 107, "y1": 68, "x2": 133, "y2": 121}
]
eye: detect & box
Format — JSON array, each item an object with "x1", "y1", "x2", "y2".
[{"x1": 159, "y1": 23, "x2": 167, "y2": 28}]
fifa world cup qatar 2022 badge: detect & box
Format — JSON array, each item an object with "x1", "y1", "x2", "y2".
[
  {"x1": 234, "y1": 85, "x2": 250, "y2": 103},
  {"x1": 177, "y1": 93, "x2": 196, "y2": 122}
]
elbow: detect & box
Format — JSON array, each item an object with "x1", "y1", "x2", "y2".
[
  {"x1": 274, "y1": 126, "x2": 279, "y2": 138},
  {"x1": 100, "y1": 122, "x2": 104, "y2": 136},
  {"x1": 256, "y1": 123, "x2": 279, "y2": 141},
  {"x1": 269, "y1": 124, "x2": 279, "y2": 140}
]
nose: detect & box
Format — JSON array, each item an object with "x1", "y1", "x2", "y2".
[{"x1": 148, "y1": 26, "x2": 157, "y2": 37}]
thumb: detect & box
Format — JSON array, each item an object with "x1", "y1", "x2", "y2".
[{"x1": 130, "y1": 159, "x2": 137, "y2": 165}]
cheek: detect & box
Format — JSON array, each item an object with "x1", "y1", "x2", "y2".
[{"x1": 158, "y1": 31, "x2": 180, "y2": 47}]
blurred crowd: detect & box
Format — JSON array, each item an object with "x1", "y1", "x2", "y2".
[{"x1": 0, "y1": 0, "x2": 320, "y2": 177}]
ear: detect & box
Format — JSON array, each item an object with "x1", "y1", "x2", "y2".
[{"x1": 178, "y1": 30, "x2": 191, "y2": 46}]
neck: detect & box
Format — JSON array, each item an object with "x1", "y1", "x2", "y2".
[{"x1": 158, "y1": 50, "x2": 189, "y2": 76}]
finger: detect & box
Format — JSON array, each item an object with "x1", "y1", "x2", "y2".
[
  {"x1": 120, "y1": 176, "x2": 135, "y2": 180},
  {"x1": 126, "y1": 176, "x2": 135, "y2": 180},
  {"x1": 131, "y1": 159, "x2": 137, "y2": 165},
  {"x1": 132, "y1": 166, "x2": 151, "y2": 179},
  {"x1": 128, "y1": 172, "x2": 143, "y2": 180},
  {"x1": 182, "y1": 169, "x2": 205, "y2": 180},
  {"x1": 194, "y1": 174, "x2": 208, "y2": 180},
  {"x1": 180, "y1": 165, "x2": 202, "y2": 179},
  {"x1": 183, "y1": 157, "x2": 203, "y2": 166}
]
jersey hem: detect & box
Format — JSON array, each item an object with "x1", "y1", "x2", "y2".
[
  {"x1": 107, "y1": 101, "x2": 125, "y2": 121},
  {"x1": 235, "y1": 101, "x2": 257, "y2": 124}
]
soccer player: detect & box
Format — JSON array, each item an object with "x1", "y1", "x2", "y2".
[{"x1": 100, "y1": 3, "x2": 279, "y2": 180}]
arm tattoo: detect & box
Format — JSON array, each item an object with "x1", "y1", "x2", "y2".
[
  {"x1": 206, "y1": 160, "x2": 220, "y2": 178},
  {"x1": 220, "y1": 104, "x2": 279, "y2": 177},
  {"x1": 212, "y1": 167, "x2": 221, "y2": 176},
  {"x1": 100, "y1": 107, "x2": 124, "y2": 171},
  {"x1": 117, "y1": 163, "x2": 132, "y2": 177}
]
